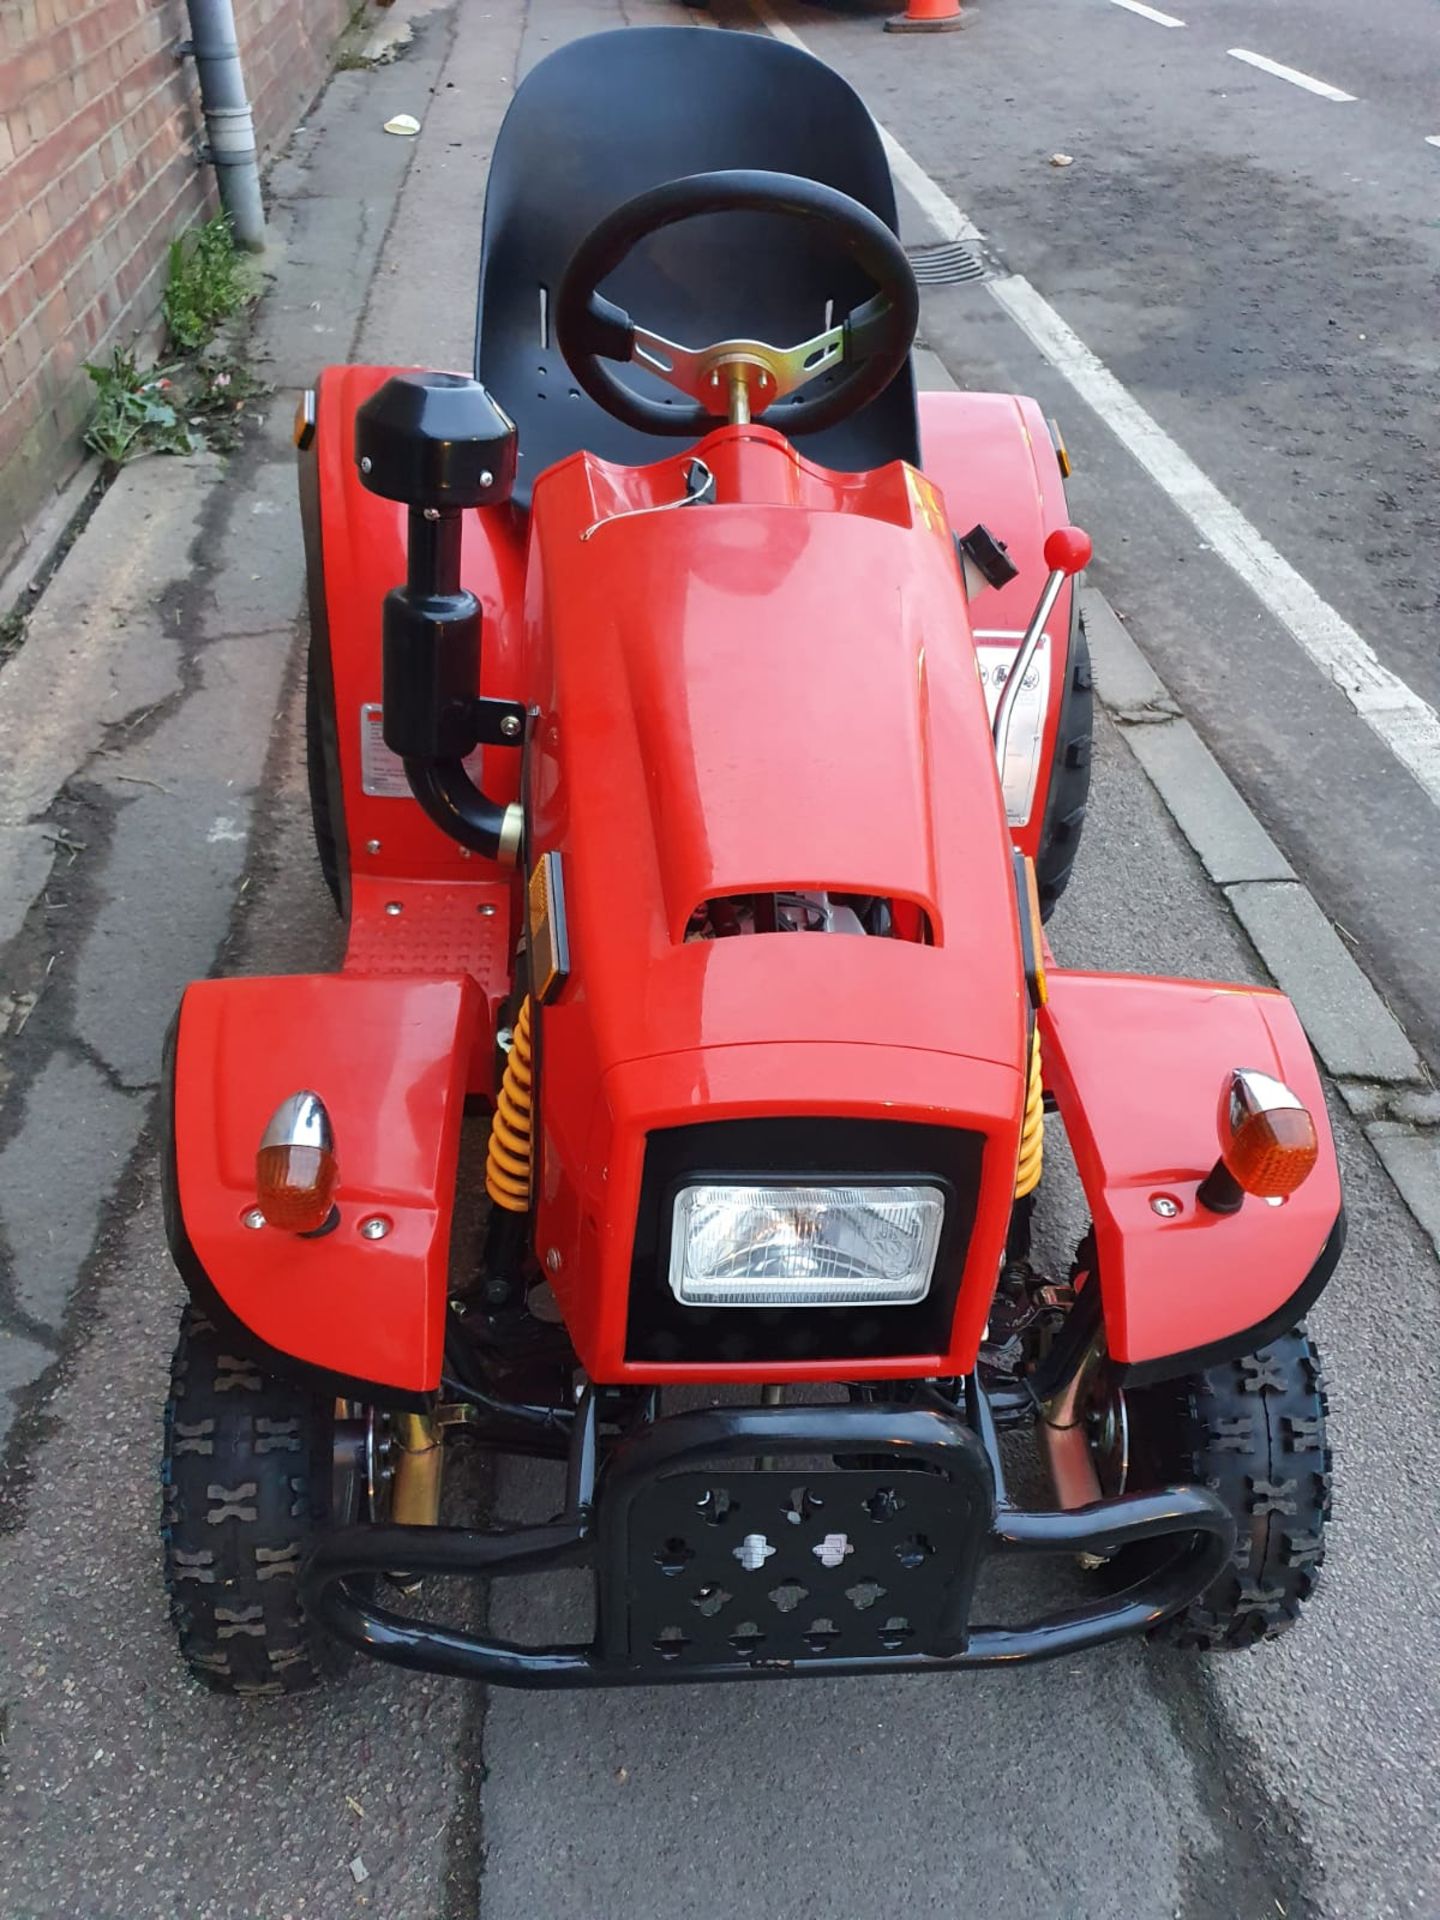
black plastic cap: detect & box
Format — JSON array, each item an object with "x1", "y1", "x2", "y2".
[
  {"x1": 957, "y1": 523, "x2": 1020, "y2": 591},
  {"x1": 355, "y1": 372, "x2": 518, "y2": 509}
]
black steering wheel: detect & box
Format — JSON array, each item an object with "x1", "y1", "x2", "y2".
[{"x1": 554, "y1": 169, "x2": 919, "y2": 438}]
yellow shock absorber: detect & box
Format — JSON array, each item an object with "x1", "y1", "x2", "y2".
[
  {"x1": 1014, "y1": 1022, "x2": 1045, "y2": 1199},
  {"x1": 485, "y1": 997, "x2": 534, "y2": 1212}
]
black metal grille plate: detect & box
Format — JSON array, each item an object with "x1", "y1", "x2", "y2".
[
  {"x1": 619, "y1": 1465, "x2": 986, "y2": 1671},
  {"x1": 906, "y1": 240, "x2": 989, "y2": 286}
]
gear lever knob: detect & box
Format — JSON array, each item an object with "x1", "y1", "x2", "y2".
[
  {"x1": 1042, "y1": 525, "x2": 1092, "y2": 577},
  {"x1": 355, "y1": 371, "x2": 517, "y2": 510}
]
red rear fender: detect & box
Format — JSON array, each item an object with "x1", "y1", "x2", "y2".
[
  {"x1": 918, "y1": 390, "x2": 1078, "y2": 855},
  {"x1": 164, "y1": 973, "x2": 480, "y2": 1401},
  {"x1": 1040, "y1": 970, "x2": 1343, "y2": 1381}
]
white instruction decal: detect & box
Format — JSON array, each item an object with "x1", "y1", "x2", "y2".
[
  {"x1": 974, "y1": 635, "x2": 1051, "y2": 827},
  {"x1": 359, "y1": 703, "x2": 485, "y2": 799}
]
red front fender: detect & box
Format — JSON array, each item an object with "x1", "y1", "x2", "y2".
[
  {"x1": 163, "y1": 973, "x2": 479, "y2": 1402},
  {"x1": 1040, "y1": 970, "x2": 1343, "y2": 1381}
]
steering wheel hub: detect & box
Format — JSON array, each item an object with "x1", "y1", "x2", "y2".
[{"x1": 556, "y1": 169, "x2": 919, "y2": 439}]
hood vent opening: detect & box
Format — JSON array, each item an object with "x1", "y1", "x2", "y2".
[{"x1": 686, "y1": 892, "x2": 934, "y2": 944}]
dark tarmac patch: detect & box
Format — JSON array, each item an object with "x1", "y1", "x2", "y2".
[{"x1": 1152, "y1": 1653, "x2": 1318, "y2": 1920}]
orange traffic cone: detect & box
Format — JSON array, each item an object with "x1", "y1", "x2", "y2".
[{"x1": 886, "y1": 0, "x2": 964, "y2": 29}]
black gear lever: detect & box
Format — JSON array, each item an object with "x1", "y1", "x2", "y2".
[{"x1": 354, "y1": 371, "x2": 524, "y2": 862}]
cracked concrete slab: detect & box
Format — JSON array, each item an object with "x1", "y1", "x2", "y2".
[
  {"x1": 192, "y1": 426, "x2": 307, "y2": 641},
  {"x1": 1337, "y1": 1080, "x2": 1440, "y2": 1126},
  {"x1": 0, "y1": 455, "x2": 220, "y2": 829},
  {"x1": 1082, "y1": 585, "x2": 1175, "y2": 719},
  {"x1": 0, "y1": 824, "x2": 58, "y2": 949},
  {"x1": 256, "y1": 24, "x2": 455, "y2": 385},
  {"x1": 1387, "y1": 1086, "x2": 1440, "y2": 1126},
  {"x1": 1124, "y1": 715, "x2": 1297, "y2": 885},
  {"x1": 0, "y1": 1051, "x2": 141, "y2": 1330},
  {"x1": 1362, "y1": 1123, "x2": 1440, "y2": 1259},
  {"x1": 0, "y1": 1329, "x2": 53, "y2": 1451},
  {"x1": 74, "y1": 632, "x2": 293, "y2": 1089},
  {"x1": 1226, "y1": 880, "x2": 1424, "y2": 1085},
  {"x1": 0, "y1": 0, "x2": 440, "y2": 1457}
]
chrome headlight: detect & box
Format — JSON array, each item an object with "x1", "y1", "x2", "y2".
[{"x1": 668, "y1": 1181, "x2": 946, "y2": 1309}]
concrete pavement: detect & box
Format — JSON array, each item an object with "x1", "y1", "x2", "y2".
[{"x1": 0, "y1": 1, "x2": 1437, "y2": 1916}]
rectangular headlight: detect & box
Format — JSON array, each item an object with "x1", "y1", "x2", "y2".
[{"x1": 668, "y1": 1182, "x2": 945, "y2": 1309}]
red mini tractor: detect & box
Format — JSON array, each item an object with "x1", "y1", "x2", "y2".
[{"x1": 160, "y1": 27, "x2": 1340, "y2": 1693}]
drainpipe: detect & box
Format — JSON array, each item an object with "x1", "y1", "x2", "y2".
[{"x1": 180, "y1": 0, "x2": 266, "y2": 251}]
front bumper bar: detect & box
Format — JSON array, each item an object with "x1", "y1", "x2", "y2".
[{"x1": 300, "y1": 1389, "x2": 1233, "y2": 1688}]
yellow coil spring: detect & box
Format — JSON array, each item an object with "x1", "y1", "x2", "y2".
[
  {"x1": 1014, "y1": 1023, "x2": 1045, "y2": 1200},
  {"x1": 485, "y1": 997, "x2": 534, "y2": 1213}
]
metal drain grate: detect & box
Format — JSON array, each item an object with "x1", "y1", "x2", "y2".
[{"x1": 906, "y1": 240, "x2": 988, "y2": 286}]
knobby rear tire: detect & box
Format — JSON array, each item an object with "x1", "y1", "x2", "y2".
[
  {"x1": 304, "y1": 632, "x2": 343, "y2": 913},
  {"x1": 1034, "y1": 607, "x2": 1093, "y2": 921}
]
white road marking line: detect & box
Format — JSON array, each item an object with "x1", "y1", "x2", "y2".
[
  {"x1": 1426, "y1": 135, "x2": 1440, "y2": 149},
  {"x1": 1226, "y1": 49, "x2": 1356, "y2": 101},
  {"x1": 991, "y1": 279, "x2": 1440, "y2": 810},
  {"x1": 748, "y1": 1, "x2": 807, "y2": 50},
  {"x1": 744, "y1": 0, "x2": 1440, "y2": 813},
  {"x1": 1108, "y1": 0, "x2": 1185, "y2": 27}
]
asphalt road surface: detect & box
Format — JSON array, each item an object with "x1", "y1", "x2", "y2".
[{"x1": 1, "y1": 1, "x2": 1437, "y2": 1917}]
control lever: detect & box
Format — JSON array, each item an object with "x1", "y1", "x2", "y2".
[
  {"x1": 354, "y1": 372, "x2": 524, "y2": 863},
  {"x1": 992, "y1": 525, "x2": 1092, "y2": 776}
]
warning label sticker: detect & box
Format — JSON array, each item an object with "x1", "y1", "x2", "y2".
[
  {"x1": 359, "y1": 704, "x2": 485, "y2": 799},
  {"x1": 973, "y1": 634, "x2": 1051, "y2": 827}
]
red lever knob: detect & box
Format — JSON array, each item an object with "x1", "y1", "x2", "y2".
[{"x1": 1043, "y1": 525, "x2": 1092, "y2": 576}]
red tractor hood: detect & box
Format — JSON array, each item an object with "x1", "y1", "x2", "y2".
[{"x1": 523, "y1": 426, "x2": 1027, "y2": 1079}]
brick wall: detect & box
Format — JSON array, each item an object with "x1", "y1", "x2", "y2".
[{"x1": 0, "y1": 0, "x2": 351, "y2": 572}]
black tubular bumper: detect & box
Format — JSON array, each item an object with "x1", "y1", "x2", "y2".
[{"x1": 300, "y1": 1390, "x2": 1233, "y2": 1689}]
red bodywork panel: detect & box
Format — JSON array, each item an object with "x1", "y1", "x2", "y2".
[
  {"x1": 170, "y1": 366, "x2": 526, "y2": 1396},
  {"x1": 312, "y1": 364, "x2": 525, "y2": 1080},
  {"x1": 522, "y1": 426, "x2": 1026, "y2": 1382},
  {"x1": 1041, "y1": 972, "x2": 1341, "y2": 1369},
  {"x1": 167, "y1": 366, "x2": 1338, "y2": 1399},
  {"x1": 173, "y1": 975, "x2": 479, "y2": 1395}
]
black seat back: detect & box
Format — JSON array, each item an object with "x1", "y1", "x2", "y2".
[{"x1": 475, "y1": 27, "x2": 918, "y2": 505}]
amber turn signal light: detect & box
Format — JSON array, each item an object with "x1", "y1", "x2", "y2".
[
  {"x1": 293, "y1": 388, "x2": 317, "y2": 451},
  {"x1": 1197, "y1": 1069, "x2": 1318, "y2": 1214},
  {"x1": 255, "y1": 1090, "x2": 338, "y2": 1233}
]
